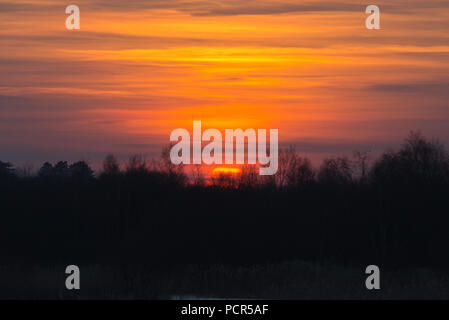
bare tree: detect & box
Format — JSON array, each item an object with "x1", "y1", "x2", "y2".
[
  {"x1": 190, "y1": 164, "x2": 205, "y2": 186},
  {"x1": 238, "y1": 164, "x2": 259, "y2": 188},
  {"x1": 211, "y1": 172, "x2": 238, "y2": 189},
  {"x1": 160, "y1": 143, "x2": 188, "y2": 186},
  {"x1": 126, "y1": 154, "x2": 148, "y2": 174},
  {"x1": 102, "y1": 154, "x2": 120, "y2": 175},
  {"x1": 276, "y1": 145, "x2": 297, "y2": 187},
  {"x1": 353, "y1": 150, "x2": 371, "y2": 180},
  {"x1": 318, "y1": 157, "x2": 352, "y2": 185},
  {"x1": 276, "y1": 145, "x2": 315, "y2": 188},
  {"x1": 372, "y1": 131, "x2": 449, "y2": 185}
]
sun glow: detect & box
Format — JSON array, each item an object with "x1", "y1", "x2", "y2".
[{"x1": 212, "y1": 167, "x2": 242, "y2": 175}]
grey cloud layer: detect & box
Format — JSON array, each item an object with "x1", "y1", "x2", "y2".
[
  {"x1": 87, "y1": 0, "x2": 449, "y2": 15},
  {"x1": 1, "y1": 0, "x2": 449, "y2": 16}
]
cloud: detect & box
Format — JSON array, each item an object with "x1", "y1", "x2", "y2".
[
  {"x1": 87, "y1": 0, "x2": 449, "y2": 16},
  {"x1": 0, "y1": 2, "x2": 58, "y2": 12},
  {"x1": 1, "y1": 0, "x2": 449, "y2": 17},
  {"x1": 187, "y1": 2, "x2": 359, "y2": 17},
  {"x1": 368, "y1": 82, "x2": 449, "y2": 98},
  {"x1": 82, "y1": 0, "x2": 449, "y2": 16},
  {"x1": 0, "y1": 31, "x2": 215, "y2": 50},
  {"x1": 284, "y1": 117, "x2": 449, "y2": 155}
]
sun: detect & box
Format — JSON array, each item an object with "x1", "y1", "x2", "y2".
[{"x1": 211, "y1": 167, "x2": 242, "y2": 175}]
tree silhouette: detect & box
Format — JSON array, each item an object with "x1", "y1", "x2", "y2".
[
  {"x1": 70, "y1": 161, "x2": 95, "y2": 182},
  {"x1": 318, "y1": 157, "x2": 352, "y2": 185},
  {"x1": 38, "y1": 162, "x2": 53, "y2": 178},
  {"x1": 372, "y1": 131, "x2": 449, "y2": 187},
  {"x1": 0, "y1": 161, "x2": 15, "y2": 181},
  {"x1": 102, "y1": 154, "x2": 120, "y2": 176}
]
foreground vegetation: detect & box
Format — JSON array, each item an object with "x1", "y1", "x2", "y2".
[{"x1": 2, "y1": 260, "x2": 449, "y2": 299}]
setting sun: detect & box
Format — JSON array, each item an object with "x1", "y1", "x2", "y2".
[{"x1": 212, "y1": 167, "x2": 242, "y2": 175}]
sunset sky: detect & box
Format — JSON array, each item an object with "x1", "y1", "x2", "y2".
[{"x1": 1, "y1": 0, "x2": 448, "y2": 168}]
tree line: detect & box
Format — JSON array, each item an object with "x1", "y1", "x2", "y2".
[{"x1": 1, "y1": 132, "x2": 449, "y2": 269}]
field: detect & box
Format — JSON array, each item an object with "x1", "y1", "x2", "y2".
[{"x1": 2, "y1": 261, "x2": 449, "y2": 299}]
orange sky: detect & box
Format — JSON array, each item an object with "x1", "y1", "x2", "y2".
[{"x1": 1, "y1": 0, "x2": 448, "y2": 167}]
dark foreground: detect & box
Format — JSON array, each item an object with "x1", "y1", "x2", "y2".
[
  {"x1": 2, "y1": 260, "x2": 449, "y2": 299},
  {"x1": 1, "y1": 132, "x2": 449, "y2": 299}
]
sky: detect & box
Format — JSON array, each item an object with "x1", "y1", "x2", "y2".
[{"x1": 0, "y1": 0, "x2": 448, "y2": 169}]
